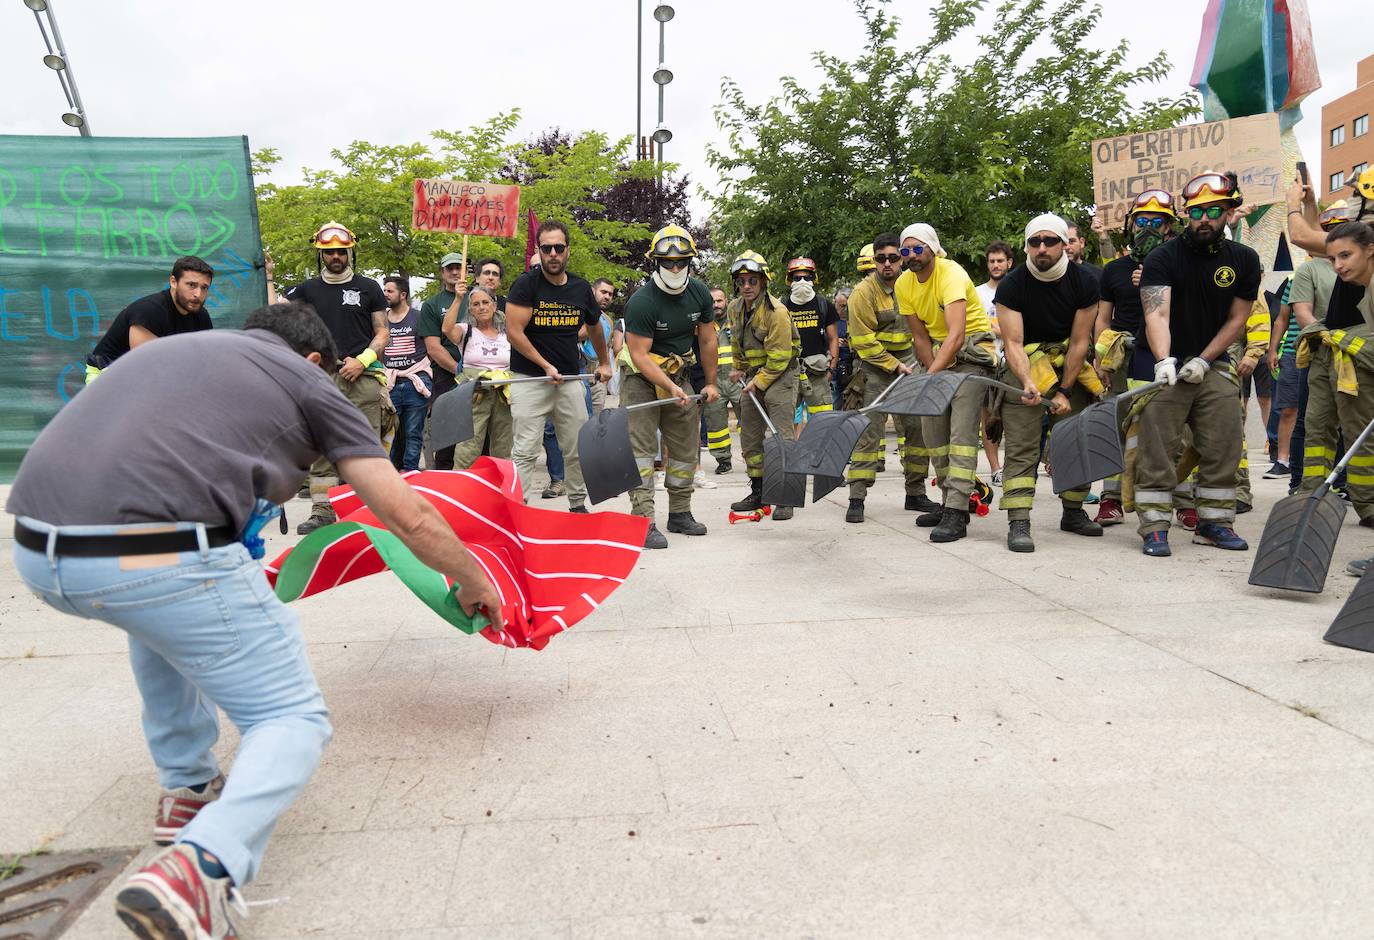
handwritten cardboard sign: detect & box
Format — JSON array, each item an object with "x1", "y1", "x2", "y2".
[
  {"x1": 1091, "y1": 113, "x2": 1283, "y2": 228},
  {"x1": 412, "y1": 179, "x2": 520, "y2": 237}
]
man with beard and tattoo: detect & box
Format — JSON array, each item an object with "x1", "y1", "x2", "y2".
[
  {"x1": 994, "y1": 214, "x2": 1103, "y2": 553},
  {"x1": 284, "y1": 222, "x2": 389, "y2": 534},
  {"x1": 1134, "y1": 171, "x2": 1257, "y2": 556},
  {"x1": 1091, "y1": 189, "x2": 1179, "y2": 526}
]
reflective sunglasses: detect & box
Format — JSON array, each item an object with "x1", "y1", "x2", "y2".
[
  {"x1": 1134, "y1": 216, "x2": 1168, "y2": 230},
  {"x1": 1026, "y1": 236, "x2": 1062, "y2": 248},
  {"x1": 734, "y1": 274, "x2": 762, "y2": 286},
  {"x1": 539, "y1": 243, "x2": 568, "y2": 255},
  {"x1": 873, "y1": 253, "x2": 902, "y2": 264},
  {"x1": 900, "y1": 245, "x2": 928, "y2": 257},
  {"x1": 1182, "y1": 173, "x2": 1235, "y2": 201},
  {"x1": 1186, "y1": 205, "x2": 1225, "y2": 220}
]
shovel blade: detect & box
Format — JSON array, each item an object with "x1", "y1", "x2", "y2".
[
  {"x1": 794, "y1": 411, "x2": 868, "y2": 477},
  {"x1": 1247, "y1": 491, "x2": 1348, "y2": 592},
  {"x1": 576, "y1": 408, "x2": 641, "y2": 506},
  {"x1": 1047, "y1": 398, "x2": 1126, "y2": 494},
  {"x1": 761, "y1": 436, "x2": 807, "y2": 508},
  {"x1": 878, "y1": 372, "x2": 966, "y2": 417},
  {"x1": 430, "y1": 380, "x2": 480, "y2": 450},
  {"x1": 1324, "y1": 566, "x2": 1374, "y2": 653},
  {"x1": 813, "y1": 474, "x2": 845, "y2": 502}
]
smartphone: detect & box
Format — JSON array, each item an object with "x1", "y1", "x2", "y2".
[{"x1": 1297, "y1": 161, "x2": 1309, "y2": 186}]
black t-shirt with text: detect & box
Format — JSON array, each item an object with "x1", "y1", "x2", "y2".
[
  {"x1": 1139, "y1": 236, "x2": 1261, "y2": 361},
  {"x1": 1325, "y1": 277, "x2": 1368, "y2": 331},
  {"x1": 506, "y1": 270, "x2": 601, "y2": 376},
  {"x1": 88, "y1": 289, "x2": 212, "y2": 367},
  {"x1": 284, "y1": 276, "x2": 386, "y2": 360},
  {"x1": 993, "y1": 262, "x2": 1099, "y2": 344},
  {"x1": 784, "y1": 296, "x2": 840, "y2": 358}
]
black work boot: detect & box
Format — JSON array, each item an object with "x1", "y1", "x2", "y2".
[
  {"x1": 845, "y1": 499, "x2": 865, "y2": 523},
  {"x1": 731, "y1": 477, "x2": 764, "y2": 513},
  {"x1": 930, "y1": 508, "x2": 969, "y2": 543},
  {"x1": 714, "y1": 457, "x2": 732, "y2": 474},
  {"x1": 667, "y1": 512, "x2": 707, "y2": 536},
  {"x1": 1060, "y1": 506, "x2": 1104, "y2": 537},
  {"x1": 1007, "y1": 519, "x2": 1034, "y2": 553},
  {"x1": 643, "y1": 524, "x2": 668, "y2": 549},
  {"x1": 772, "y1": 505, "x2": 794, "y2": 521},
  {"x1": 905, "y1": 493, "x2": 940, "y2": 513},
  {"x1": 916, "y1": 508, "x2": 942, "y2": 527},
  {"x1": 296, "y1": 508, "x2": 336, "y2": 535}
]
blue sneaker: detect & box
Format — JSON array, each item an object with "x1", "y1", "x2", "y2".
[
  {"x1": 1193, "y1": 523, "x2": 1248, "y2": 550},
  {"x1": 1142, "y1": 532, "x2": 1171, "y2": 557}
]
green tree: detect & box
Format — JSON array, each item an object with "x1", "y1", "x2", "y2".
[{"x1": 705, "y1": 0, "x2": 1199, "y2": 288}]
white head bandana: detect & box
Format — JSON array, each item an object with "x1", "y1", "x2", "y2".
[
  {"x1": 1024, "y1": 214, "x2": 1071, "y2": 282},
  {"x1": 900, "y1": 223, "x2": 945, "y2": 259}
]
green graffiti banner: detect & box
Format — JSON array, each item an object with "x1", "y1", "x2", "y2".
[{"x1": 0, "y1": 135, "x2": 265, "y2": 481}]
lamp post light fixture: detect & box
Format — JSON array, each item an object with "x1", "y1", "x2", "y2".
[
  {"x1": 24, "y1": 0, "x2": 91, "y2": 136},
  {"x1": 636, "y1": 2, "x2": 676, "y2": 162}
]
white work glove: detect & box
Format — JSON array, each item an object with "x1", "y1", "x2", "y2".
[
  {"x1": 1154, "y1": 357, "x2": 1178, "y2": 386},
  {"x1": 1178, "y1": 357, "x2": 1211, "y2": 384}
]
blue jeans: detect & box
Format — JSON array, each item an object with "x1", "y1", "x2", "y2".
[
  {"x1": 12, "y1": 520, "x2": 331, "y2": 887},
  {"x1": 544, "y1": 419, "x2": 564, "y2": 481},
  {"x1": 389, "y1": 377, "x2": 432, "y2": 471}
]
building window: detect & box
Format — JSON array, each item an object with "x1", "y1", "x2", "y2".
[
  {"x1": 1357, "y1": 115, "x2": 1370, "y2": 138},
  {"x1": 1331, "y1": 171, "x2": 1345, "y2": 193},
  {"x1": 1331, "y1": 125, "x2": 1346, "y2": 147},
  {"x1": 1355, "y1": 163, "x2": 1369, "y2": 179}
]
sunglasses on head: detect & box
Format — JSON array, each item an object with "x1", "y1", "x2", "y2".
[
  {"x1": 659, "y1": 258, "x2": 689, "y2": 271},
  {"x1": 1186, "y1": 205, "x2": 1226, "y2": 220},
  {"x1": 899, "y1": 245, "x2": 927, "y2": 257},
  {"x1": 1134, "y1": 216, "x2": 1168, "y2": 230},
  {"x1": 539, "y1": 243, "x2": 568, "y2": 255},
  {"x1": 873, "y1": 252, "x2": 901, "y2": 264},
  {"x1": 1026, "y1": 236, "x2": 1062, "y2": 248}
]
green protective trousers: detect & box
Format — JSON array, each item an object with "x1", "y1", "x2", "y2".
[
  {"x1": 999, "y1": 380, "x2": 1091, "y2": 520},
  {"x1": 1101, "y1": 365, "x2": 1128, "y2": 498},
  {"x1": 1174, "y1": 402, "x2": 1252, "y2": 506},
  {"x1": 451, "y1": 367, "x2": 515, "y2": 470},
  {"x1": 1301, "y1": 346, "x2": 1374, "y2": 519},
  {"x1": 310, "y1": 371, "x2": 386, "y2": 514},
  {"x1": 922, "y1": 359, "x2": 993, "y2": 509},
  {"x1": 847, "y1": 360, "x2": 928, "y2": 499},
  {"x1": 704, "y1": 373, "x2": 743, "y2": 464},
  {"x1": 740, "y1": 364, "x2": 799, "y2": 480},
  {"x1": 623, "y1": 371, "x2": 699, "y2": 518},
  {"x1": 798, "y1": 367, "x2": 834, "y2": 416},
  {"x1": 1133, "y1": 367, "x2": 1242, "y2": 535}
]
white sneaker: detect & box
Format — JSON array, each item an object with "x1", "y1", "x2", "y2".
[
  {"x1": 693, "y1": 469, "x2": 717, "y2": 489},
  {"x1": 991, "y1": 470, "x2": 1003, "y2": 486}
]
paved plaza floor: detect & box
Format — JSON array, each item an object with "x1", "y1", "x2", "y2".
[{"x1": 3, "y1": 428, "x2": 1373, "y2": 937}]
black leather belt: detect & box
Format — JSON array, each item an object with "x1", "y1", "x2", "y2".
[{"x1": 14, "y1": 521, "x2": 238, "y2": 557}]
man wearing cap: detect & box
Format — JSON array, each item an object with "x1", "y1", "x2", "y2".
[
  {"x1": 419, "y1": 252, "x2": 471, "y2": 470},
  {"x1": 782, "y1": 256, "x2": 840, "y2": 419},
  {"x1": 1135, "y1": 170, "x2": 1257, "y2": 556},
  {"x1": 283, "y1": 222, "x2": 390, "y2": 534},
  {"x1": 993, "y1": 213, "x2": 1103, "y2": 552},
  {"x1": 896, "y1": 223, "x2": 998, "y2": 543}
]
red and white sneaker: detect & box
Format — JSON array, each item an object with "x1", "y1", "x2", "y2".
[
  {"x1": 1175, "y1": 507, "x2": 1198, "y2": 531},
  {"x1": 154, "y1": 775, "x2": 225, "y2": 846},
  {"x1": 1093, "y1": 497, "x2": 1125, "y2": 526},
  {"x1": 115, "y1": 844, "x2": 246, "y2": 940}
]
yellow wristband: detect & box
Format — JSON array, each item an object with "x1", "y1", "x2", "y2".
[{"x1": 357, "y1": 348, "x2": 378, "y2": 368}]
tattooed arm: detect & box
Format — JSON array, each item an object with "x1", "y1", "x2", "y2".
[{"x1": 1141, "y1": 285, "x2": 1173, "y2": 364}]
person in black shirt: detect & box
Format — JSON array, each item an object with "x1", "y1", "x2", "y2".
[
  {"x1": 85, "y1": 256, "x2": 215, "y2": 381},
  {"x1": 283, "y1": 221, "x2": 390, "y2": 533},
  {"x1": 782, "y1": 256, "x2": 840, "y2": 418},
  {"x1": 1135, "y1": 171, "x2": 1258, "y2": 557},
  {"x1": 1092, "y1": 189, "x2": 1179, "y2": 525},
  {"x1": 993, "y1": 213, "x2": 1102, "y2": 552},
  {"x1": 1065, "y1": 222, "x2": 1102, "y2": 286},
  {"x1": 504, "y1": 219, "x2": 612, "y2": 509}
]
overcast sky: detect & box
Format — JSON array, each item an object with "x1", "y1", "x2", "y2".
[{"x1": 2, "y1": 0, "x2": 1367, "y2": 222}]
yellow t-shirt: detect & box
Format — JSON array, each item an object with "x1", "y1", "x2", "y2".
[{"x1": 895, "y1": 257, "x2": 993, "y2": 342}]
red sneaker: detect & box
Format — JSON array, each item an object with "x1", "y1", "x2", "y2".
[
  {"x1": 154, "y1": 775, "x2": 225, "y2": 846},
  {"x1": 1176, "y1": 507, "x2": 1198, "y2": 531},
  {"x1": 115, "y1": 843, "x2": 245, "y2": 940},
  {"x1": 1093, "y1": 497, "x2": 1125, "y2": 526}
]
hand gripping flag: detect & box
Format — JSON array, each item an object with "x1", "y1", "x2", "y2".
[{"x1": 265, "y1": 458, "x2": 649, "y2": 650}]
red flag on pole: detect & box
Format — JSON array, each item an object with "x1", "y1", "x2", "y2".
[
  {"x1": 265, "y1": 459, "x2": 648, "y2": 650},
  {"x1": 525, "y1": 209, "x2": 540, "y2": 271}
]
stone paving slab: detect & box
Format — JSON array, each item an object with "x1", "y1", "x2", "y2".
[{"x1": 3, "y1": 426, "x2": 1373, "y2": 937}]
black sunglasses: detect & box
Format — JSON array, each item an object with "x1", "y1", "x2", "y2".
[
  {"x1": 873, "y1": 253, "x2": 901, "y2": 264},
  {"x1": 659, "y1": 258, "x2": 689, "y2": 271},
  {"x1": 539, "y1": 243, "x2": 568, "y2": 255},
  {"x1": 1027, "y1": 236, "x2": 1062, "y2": 248}
]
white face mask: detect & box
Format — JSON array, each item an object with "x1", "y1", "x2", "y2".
[
  {"x1": 790, "y1": 280, "x2": 816, "y2": 304},
  {"x1": 653, "y1": 264, "x2": 689, "y2": 295}
]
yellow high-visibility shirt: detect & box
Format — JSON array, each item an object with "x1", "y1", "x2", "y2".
[{"x1": 894, "y1": 258, "x2": 993, "y2": 343}]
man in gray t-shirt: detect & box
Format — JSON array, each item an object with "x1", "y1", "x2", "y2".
[{"x1": 7, "y1": 303, "x2": 502, "y2": 937}]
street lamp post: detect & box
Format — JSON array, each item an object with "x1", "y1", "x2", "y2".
[
  {"x1": 24, "y1": 0, "x2": 91, "y2": 135},
  {"x1": 652, "y1": 3, "x2": 674, "y2": 167}
]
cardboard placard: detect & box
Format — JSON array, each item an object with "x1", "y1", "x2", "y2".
[
  {"x1": 412, "y1": 179, "x2": 520, "y2": 237},
  {"x1": 1091, "y1": 113, "x2": 1283, "y2": 228}
]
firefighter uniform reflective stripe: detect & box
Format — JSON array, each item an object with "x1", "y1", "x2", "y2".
[{"x1": 729, "y1": 294, "x2": 797, "y2": 391}]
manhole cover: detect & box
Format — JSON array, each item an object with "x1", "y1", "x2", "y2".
[{"x1": 0, "y1": 848, "x2": 137, "y2": 940}]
